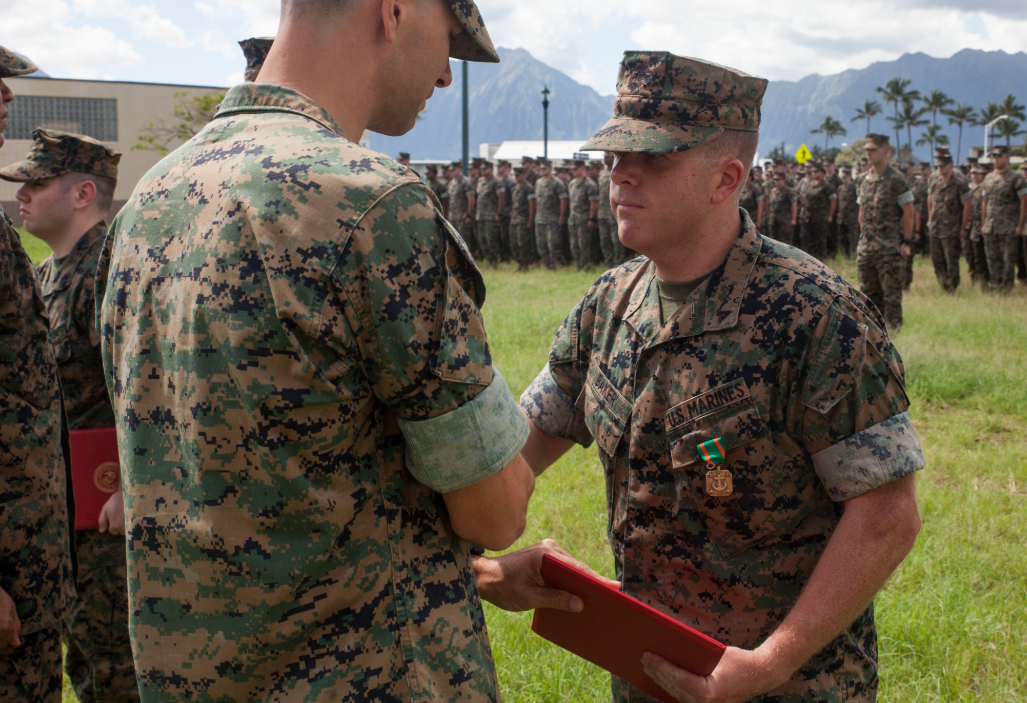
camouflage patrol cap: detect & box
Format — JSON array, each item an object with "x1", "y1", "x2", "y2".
[
  {"x1": 497, "y1": 160, "x2": 510, "y2": 167},
  {"x1": 398, "y1": 152, "x2": 411, "y2": 160},
  {"x1": 521, "y1": 156, "x2": 535, "y2": 164},
  {"x1": 864, "y1": 134, "x2": 889, "y2": 150},
  {"x1": 971, "y1": 166, "x2": 986, "y2": 174},
  {"x1": 571, "y1": 159, "x2": 586, "y2": 168},
  {"x1": 773, "y1": 171, "x2": 786, "y2": 180},
  {"x1": 0, "y1": 128, "x2": 120, "y2": 182},
  {"x1": 513, "y1": 166, "x2": 527, "y2": 174},
  {"x1": 936, "y1": 154, "x2": 953, "y2": 166},
  {"x1": 537, "y1": 158, "x2": 552, "y2": 167},
  {"x1": 990, "y1": 145, "x2": 1010, "y2": 157},
  {"x1": 0, "y1": 47, "x2": 38, "y2": 78},
  {"x1": 446, "y1": 0, "x2": 500, "y2": 63},
  {"x1": 582, "y1": 51, "x2": 768, "y2": 155},
  {"x1": 239, "y1": 37, "x2": 273, "y2": 83}
]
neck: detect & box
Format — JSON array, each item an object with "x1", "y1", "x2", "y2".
[
  {"x1": 257, "y1": 18, "x2": 375, "y2": 143},
  {"x1": 995, "y1": 165, "x2": 1008, "y2": 173},
  {"x1": 652, "y1": 207, "x2": 742, "y2": 283},
  {"x1": 40, "y1": 216, "x2": 101, "y2": 260},
  {"x1": 873, "y1": 161, "x2": 888, "y2": 174}
]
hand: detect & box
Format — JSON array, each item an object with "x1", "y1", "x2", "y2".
[
  {"x1": 791, "y1": 219, "x2": 796, "y2": 226},
  {"x1": 465, "y1": 216, "x2": 471, "y2": 223},
  {"x1": 473, "y1": 539, "x2": 619, "y2": 613},
  {"x1": 495, "y1": 214, "x2": 501, "y2": 223},
  {"x1": 641, "y1": 646, "x2": 785, "y2": 703},
  {"x1": 558, "y1": 218, "x2": 566, "y2": 226},
  {"x1": 98, "y1": 488, "x2": 125, "y2": 536},
  {"x1": 528, "y1": 220, "x2": 535, "y2": 229},
  {"x1": 0, "y1": 587, "x2": 20, "y2": 649},
  {"x1": 913, "y1": 233, "x2": 921, "y2": 242},
  {"x1": 901, "y1": 243, "x2": 912, "y2": 257},
  {"x1": 1016, "y1": 225, "x2": 1024, "y2": 236}
]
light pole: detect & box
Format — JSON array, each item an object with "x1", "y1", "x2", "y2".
[
  {"x1": 985, "y1": 114, "x2": 1009, "y2": 157},
  {"x1": 541, "y1": 86, "x2": 550, "y2": 159},
  {"x1": 462, "y1": 61, "x2": 470, "y2": 176}
]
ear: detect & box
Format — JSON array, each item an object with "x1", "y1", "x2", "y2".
[
  {"x1": 379, "y1": 0, "x2": 402, "y2": 42},
  {"x1": 72, "y1": 179, "x2": 98, "y2": 212},
  {"x1": 710, "y1": 158, "x2": 745, "y2": 206}
]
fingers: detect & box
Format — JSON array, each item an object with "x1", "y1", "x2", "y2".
[
  {"x1": 98, "y1": 509, "x2": 109, "y2": 534},
  {"x1": 642, "y1": 652, "x2": 700, "y2": 703},
  {"x1": 531, "y1": 585, "x2": 584, "y2": 613},
  {"x1": 539, "y1": 545, "x2": 620, "y2": 590}
]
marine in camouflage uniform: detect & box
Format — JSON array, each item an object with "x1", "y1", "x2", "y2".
[
  {"x1": 0, "y1": 48, "x2": 76, "y2": 703},
  {"x1": 738, "y1": 172, "x2": 764, "y2": 229},
  {"x1": 0, "y1": 129, "x2": 138, "y2": 703},
  {"x1": 239, "y1": 37, "x2": 274, "y2": 82},
  {"x1": 567, "y1": 160, "x2": 600, "y2": 270},
  {"x1": 475, "y1": 161, "x2": 504, "y2": 267},
  {"x1": 447, "y1": 163, "x2": 478, "y2": 257},
  {"x1": 906, "y1": 164, "x2": 929, "y2": 289},
  {"x1": 511, "y1": 52, "x2": 923, "y2": 703},
  {"x1": 857, "y1": 134, "x2": 915, "y2": 333},
  {"x1": 966, "y1": 167, "x2": 989, "y2": 286},
  {"x1": 836, "y1": 168, "x2": 860, "y2": 257},
  {"x1": 798, "y1": 163, "x2": 836, "y2": 261},
  {"x1": 426, "y1": 164, "x2": 449, "y2": 219},
  {"x1": 981, "y1": 146, "x2": 1027, "y2": 292},
  {"x1": 96, "y1": 6, "x2": 534, "y2": 701},
  {"x1": 533, "y1": 160, "x2": 569, "y2": 269},
  {"x1": 766, "y1": 174, "x2": 797, "y2": 246},
  {"x1": 596, "y1": 153, "x2": 623, "y2": 267},
  {"x1": 498, "y1": 161, "x2": 516, "y2": 262},
  {"x1": 509, "y1": 167, "x2": 536, "y2": 269},
  {"x1": 925, "y1": 156, "x2": 971, "y2": 293}
]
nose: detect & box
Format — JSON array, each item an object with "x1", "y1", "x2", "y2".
[
  {"x1": 436, "y1": 61, "x2": 453, "y2": 89},
  {"x1": 0, "y1": 79, "x2": 12, "y2": 105},
  {"x1": 15, "y1": 186, "x2": 28, "y2": 203},
  {"x1": 610, "y1": 154, "x2": 639, "y2": 187}
]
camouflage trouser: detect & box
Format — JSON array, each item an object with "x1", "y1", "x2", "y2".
[
  {"x1": 477, "y1": 219, "x2": 501, "y2": 265},
  {"x1": 857, "y1": 253, "x2": 904, "y2": 332},
  {"x1": 903, "y1": 237, "x2": 919, "y2": 289},
  {"x1": 558, "y1": 222, "x2": 572, "y2": 265},
  {"x1": 458, "y1": 218, "x2": 479, "y2": 259},
  {"x1": 63, "y1": 530, "x2": 138, "y2": 703},
  {"x1": 535, "y1": 222, "x2": 564, "y2": 269},
  {"x1": 768, "y1": 219, "x2": 793, "y2": 246},
  {"x1": 0, "y1": 627, "x2": 62, "y2": 703},
  {"x1": 598, "y1": 216, "x2": 622, "y2": 268},
  {"x1": 799, "y1": 218, "x2": 828, "y2": 260},
  {"x1": 510, "y1": 220, "x2": 535, "y2": 267},
  {"x1": 930, "y1": 236, "x2": 961, "y2": 293},
  {"x1": 499, "y1": 217, "x2": 511, "y2": 261},
  {"x1": 1017, "y1": 235, "x2": 1027, "y2": 281},
  {"x1": 838, "y1": 223, "x2": 858, "y2": 257},
  {"x1": 983, "y1": 233, "x2": 1017, "y2": 291},
  {"x1": 967, "y1": 237, "x2": 989, "y2": 286},
  {"x1": 825, "y1": 220, "x2": 839, "y2": 259},
  {"x1": 568, "y1": 219, "x2": 591, "y2": 270}
]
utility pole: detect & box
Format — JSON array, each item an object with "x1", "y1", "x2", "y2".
[
  {"x1": 462, "y1": 61, "x2": 469, "y2": 176},
  {"x1": 985, "y1": 114, "x2": 1009, "y2": 157},
  {"x1": 541, "y1": 86, "x2": 550, "y2": 159}
]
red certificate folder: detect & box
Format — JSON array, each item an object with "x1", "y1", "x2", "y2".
[
  {"x1": 531, "y1": 554, "x2": 726, "y2": 703},
  {"x1": 68, "y1": 427, "x2": 121, "y2": 531}
]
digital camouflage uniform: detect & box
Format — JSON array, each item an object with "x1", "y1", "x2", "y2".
[
  {"x1": 534, "y1": 175, "x2": 568, "y2": 269},
  {"x1": 499, "y1": 172, "x2": 516, "y2": 261},
  {"x1": 475, "y1": 173, "x2": 502, "y2": 265},
  {"x1": 981, "y1": 168, "x2": 1027, "y2": 291},
  {"x1": 0, "y1": 48, "x2": 76, "y2": 703},
  {"x1": 448, "y1": 173, "x2": 478, "y2": 259},
  {"x1": 857, "y1": 165, "x2": 913, "y2": 331},
  {"x1": 966, "y1": 180, "x2": 989, "y2": 286},
  {"x1": 239, "y1": 37, "x2": 274, "y2": 83},
  {"x1": 798, "y1": 179, "x2": 836, "y2": 261},
  {"x1": 428, "y1": 172, "x2": 449, "y2": 219},
  {"x1": 836, "y1": 181, "x2": 859, "y2": 257},
  {"x1": 97, "y1": 45, "x2": 530, "y2": 703},
  {"x1": 926, "y1": 174, "x2": 970, "y2": 293},
  {"x1": 738, "y1": 180, "x2": 763, "y2": 227},
  {"x1": 568, "y1": 174, "x2": 600, "y2": 270},
  {"x1": 521, "y1": 212, "x2": 923, "y2": 703},
  {"x1": 566, "y1": 51, "x2": 924, "y2": 702},
  {"x1": 766, "y1": 182, "x2": 796, "y2": 246},
  {"x1": 510, "y1": 178, "x2": 536, "y2": 267},
  {"x1": 596, "y1": 166, "x2": 622, "y2": 267},
  {"x1": 907, "y1": 175, "x2": 929, "y2": 289}
]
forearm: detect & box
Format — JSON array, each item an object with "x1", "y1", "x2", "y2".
[
  {"x1": 981, "y1": 198, "x2": 988, "y2": 230},
  {"x1": 755, "y1": 474, "x2": 920, "y2": 683},
  {"x1": 590, "y1": 202, "x2": 599, "y2": 220},
  {"x1": 903, "y1": 205, "x2": 915, "y2": 240},
  {"x1": 520, "y1": 416, "x2": 574, "y2": 476}
]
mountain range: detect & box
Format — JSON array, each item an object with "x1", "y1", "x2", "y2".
[{"x1": 371, "y1": 48, "x2": 1027, "y2": 164}]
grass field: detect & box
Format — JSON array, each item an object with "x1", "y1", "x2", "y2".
[{"x1": 22, "y1": 224, "x2": 1024, "y2": 702}]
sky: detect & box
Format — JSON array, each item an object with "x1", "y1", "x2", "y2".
[{"x1": 1, "y1": 0, "x2": 1025, "y2": 94}]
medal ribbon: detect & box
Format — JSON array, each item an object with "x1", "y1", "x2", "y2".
[{"x1": 697, "y1": 437, "x2": 726, "y2": 465}]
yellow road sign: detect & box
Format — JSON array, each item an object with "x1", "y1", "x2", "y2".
[{"x1": 795, "y1": 144, "x2": 812, "y2": 164}]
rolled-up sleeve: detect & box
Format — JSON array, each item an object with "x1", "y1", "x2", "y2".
[
  {"x1": 520, "y1": 363, "x2": 593, "y2": 447},
  {"x1": 401, "y1": 368, "x2": 529, "y2": 493}
]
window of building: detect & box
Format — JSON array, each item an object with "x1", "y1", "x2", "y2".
[{"x1": 7, "y1": 96, "x2": 118, "y2": 142}]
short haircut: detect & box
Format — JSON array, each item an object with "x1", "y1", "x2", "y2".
[
  {"x1": 282, "y1": 0, "x2": 358, "y2": 18},
  {"x1": 62, "y1": 171, "x2": 117, "y2": 215},
  {"x1": 699, "y1": 129, "x2": 760, "y2": 189}
]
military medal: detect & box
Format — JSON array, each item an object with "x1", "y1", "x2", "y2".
[{"x1": 697, "y1": 437, "x2": 732, "y2": 497}]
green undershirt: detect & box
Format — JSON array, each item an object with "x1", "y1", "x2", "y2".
[{"x1": 657, "y1": 272, "x2": 712, "y2": 323}]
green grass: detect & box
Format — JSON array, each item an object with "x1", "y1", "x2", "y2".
[
  {"x1": 17, "y1": 227, "x2": 51, "y2": 265},
  {"x1": 477, "y1": 255, "x2": 1027, "y2": 703},
  {"x1": 55, "y1": 252, "x2": 1027, "y2": 701}
]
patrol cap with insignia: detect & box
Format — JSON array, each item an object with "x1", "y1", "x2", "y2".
[
  {"x1": 0, "y1": 46, "x2": 38, "y2": 78},
  {"x1": 537, "y1": 158, "x2": 553, "y2": 167},
  {"x1": 864, "y1": 134, "x2": 890, "y2": 150},
  {"x1": 572, "y1": 159, "x2": 586, "y2": 168},
  {"x1": 446, "y1": 0, "x2": 500, "y2": 63},
  {"x1": 521, "y1": 156, "x2": 535, "y2": 164},
  {"x1": 990, "y1": 145, "x2": 1010, "y2": 157},
  {"x1": 582, "y1": 51, "x2": 768, "y2": 155},
  {"x1": 0, "y1": 128, "x2": 120, "y2": 182},
  {"x1": 239, "y1": 37, "x2": 273, "y2": 82},
  {"x1": 936, "y1": 154, "x2": 953, "y2": 166},
  {"x1": 497, "y1": 160, "x2": 510, "y2": 168},
  {"x1": 513, "y1": 166, "x2": 527, "y2": 174},
  {"x1": 398, "y1": 152, "x2": 411, "y2": 160}
]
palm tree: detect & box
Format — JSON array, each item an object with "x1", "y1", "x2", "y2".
[
  {"x1": 892, "y1": 101, "x2": 928, "y2": 160},
  {"x1": 978, "y1": 102, "x2": 1005, "y2": 145},
  {"x1": 997, "y1": 95, "x2": 1026, "y2": 147},
  {"x1": 852, "y1": 100, "x2": 882, "y2": 135},
  {"x1": 811, "y1": 115, "x2": 847, "y2": 151},
  {"x1": 876, "y1": 78, "x2": 920, "y2": 150},
  {"x1": 920, "y1": 89, "x2": 953, "y2": 133},
  {"x1": 943, "y1": 103, "x2": 975, "y2": 164},
  {"x1": 916, "y1": 125, "x2": 949, "y2": 155},
  {"x1": 995, "y1": 118, "x2": 1025, "y2": 147}
]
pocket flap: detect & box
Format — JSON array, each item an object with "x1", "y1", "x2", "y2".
[
  {"x1": 584, "y1": 366, "x2": 630, "y2": 457},
  {"x1": 667, "y1": 383, "x2": 769, "y2": 468}
]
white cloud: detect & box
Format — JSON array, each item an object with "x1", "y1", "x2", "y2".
[
  {"x1": 0, "y1": 0, "x2": 142, "y2": 79},
  {"x1": 73, "y1": 0, "x2": 193, "y2": 50},
  {"x1": 190, "y1": 0, "x2": 280, "y2": 38}
]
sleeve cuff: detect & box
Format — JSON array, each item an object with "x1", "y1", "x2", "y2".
[
  {"x1": 1017, "y1": 187, "x2": 1027, "y2": 199},
  {"x1": 519, "y1": 364, "x2": 593, "y2": 447},
  {"x1": 399, "y1": 368, "x2": 530, "y2": 493},
  {"x1": 812, "y1": 412, "x2": 925, "y2": 502},
  {"x1": 897, "y1": 191, "x2": 915, "y2": 206}
]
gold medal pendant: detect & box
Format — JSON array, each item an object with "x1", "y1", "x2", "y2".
[{"x1": 705, "y1": 463, "x2": 733, "y2": 497}]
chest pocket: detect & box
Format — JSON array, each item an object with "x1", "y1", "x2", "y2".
[
  {"x1": 665, "y1": 379, "x2": 786, "y2": 559},
  {"x1": 583, "y1": 365, "x2": 630, "y2": 459}
]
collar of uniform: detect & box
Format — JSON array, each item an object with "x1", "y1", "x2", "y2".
[
  {"x1": 624, "y1": 209, "x2": 761, "y2": 346},
  {"x1": 216, "y1": 83, "x2": 346, "y2": 136},
  {"x1": 866, "y1": 165, "x2": 897, "y2": 183},
  {"x1": 41, "y1": 220, "x2": 107, "y2": 291}
]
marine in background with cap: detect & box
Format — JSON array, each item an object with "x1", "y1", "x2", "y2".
[
  {"x1": 798, "y1": 161, "x2": 837, "y2": 261},
  {"x1": 0, "y1": 48, "x2": 76, "y2": 703},
  {"x1": 480, "y1": 51, "x2": 923, "y2": 703},
  {"x1": 904, "y1": 162, "x2": 929, "y2": 290},
  {"x1": 980, "y1": 145, "x2": 1027, "y2": 292},
  {"x1": 509, "y1": 166, "x2": 536, "y2": 270},
  {"x1": 857, "y1": 134, "x2": 915, "y2": 332},
  {"x1": 425, "y1": 163, "x2": 449, "y2": 219},
  {"x1": 0, "y1": 130, "x2": 138, "y2": 703},
  {"x1": 567, "y1": 159, "x2": 600, "y2": 270},
  {"x1": 836, "y1": 167, "x2": 859, "y2": 257},
  {"x1": 497, "y1": 160, "x2": 515, "y2": 261},
  {"x1": 475, "y1": 160, "x2": 505, "y2": 268},
  {"x1": 766, "y1": 171, "x2": 798, "y2": 246},
  {"x1": 448, "y1": 160, "x2": 477, "y2": 256},
  {"x1": 240, "y1": 36, "x2": 274, "y2": 82},
  {"x1": 596, "y1": 151, "x2": 624, "y2": 267},
  {"x1": 926, "y1": 153, "x2": 971, "y2": 294},
  {"x1": 965, "y1": 165, "x2": 990, "y2": 287},
  {"x1": 531, "y1": 158, "x2": 569, "y2": 269},
  {"x1": 94, "y1": 0, "x2": 571, "y2": 698}
]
